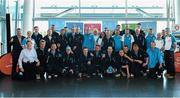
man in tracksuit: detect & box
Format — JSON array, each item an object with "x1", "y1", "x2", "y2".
[
  {"x1": 147, "y1": 41, "x2": 163, "y2": 78},
  {"x1": 78, "y1": 47, "x2": 93, "y2": 78}
]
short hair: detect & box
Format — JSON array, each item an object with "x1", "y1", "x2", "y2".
[
  {"x1": 16, "y1": 28, "x2": 21, "y2": 31},
  {"x1": 83, "y1": 47, "x2": 88, "y2": 50},
  {"x1": 149, "y1": 28, "x2": 153, "y2": 30},
  {"x1": 40, "y1": 39, "x2": 46, "y2": 43},
  {"x1": 124, "y1": 45, "x2": 129, "y2": 48},
  {"x1": 34, "y1": 26, "x2": 38, "y2": 29},
  {"x1": 137, "y1": 23, "x2": 141, "y2": 25},
  {"x1": 26, "y1": 40, "x2": 32, "y2": 44}
]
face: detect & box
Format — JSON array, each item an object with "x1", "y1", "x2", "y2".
[
  {"x1": 117, "y1": 25, "x2": 121, "y2": 30},
  {"x1": 125, "y1": 29, "x2": 129, "y2": 34},
  {"x1": 83, "y1": 48, "x2": 88, "y2": 55},
  {"x1": 123, "y1": 47, "x2": 129, "y2": 53},
  {"x1": 27, "y1": 41, "x2": 32, "y2": 49},
  {"x1": 76, "y1": 28, "x2": 80, "y2": 33},
  {"x1": 72, "y1": 28, "x2": 76, "y2": 33},
  {"x1": 166, "y1": 30, "x2": 170, "y2": 35},
  {"x1": 100, "y1": 32, "x2": 105, "y2": 38},
  {"x1": 61, "y1": 29, "x2": 65, "y2": 35},
  {"x1": 107, "y1": 47, "x2": 113, "y2": 54},
  {"x1": 66, "y1": 49, "x2": 71, "y2": 54},
  {"x1": 40, "y1": 42, "x2": 46, "y2": 49},
  {"x1": 133, "y1": 45, "x2": 139, "y2": 52},
  {"x1": 34, "y1": 27, "x2": 39, "y2": 33},
  {"x1": 105, "y1": 30, "x2": 110, "y2": 37},
  {"x1": 57, "y1": 43, "x2": 61, "y2": 48},
  {"x1": 149, "y1": 29, "x2": 153, "y2": 35},
  {"x1": 136, "y1": 29, "x2": 140, "y2": 35},
  {"x1": 137, "y1": 24, "x2": 141, "y2": 29},
  {"x1": 64, "y1": 28, "x2": 68, "y2": 32},
  {"x1": 16, "y1": 29, "x2": 22, "y2": 36},
  {"x1": 47, "y1": 29, "x2": 52, "y2": 36},
  {"x1": 115, "y1": 31, "x2": 120, "y2": 35},
  {"x1": 27, "y1": 31, "x2": 32, "y2": 38},
  {"x1": 94, "y1": 30, "x2": 98, "y2": 35},
  {"x1": 119, "y1": 50, "x2": 124, "y2": 56},
  {"x1": 162, "y1": 30, "x2": 166, "y2": 35},
  {"x1": 51, "y1": 26, "x2": 55, "y2": 31},
  {"x1": 51, "y1": 44, "x2": 57, "y2": 51},
  {"x1": 87, "y1": 28, "x2": 91, "y2": 34},
  {"x1": 157, "y1": 33, "x2": 162, "y2": 39},
  {"x1": 151, "y1": 42, "x2": 156, "y2": 48},
  {"x1": 95, "y1": 46, "x2": 100, "y2": 51}
]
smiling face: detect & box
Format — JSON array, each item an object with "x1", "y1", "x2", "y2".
[
  {"x1": 27, "y1": 40, "x2": 33, "y2": 49},
  {"x1": 107, "y1": 46, "x2": 113, "y2": 54},
  {"x1": 83, "y1": 48, "x2": 88, "y2": 56},
  {"x1": 119, "y1": 50, "x2": 124, "y2": 56}
]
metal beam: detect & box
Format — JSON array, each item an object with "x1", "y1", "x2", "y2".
[
  {"x1": 33, "y1": 17, "x2": 175, "y2": 21},
  {"x1": 40, "y1": 6, "x2": 163, "y2": 9}
]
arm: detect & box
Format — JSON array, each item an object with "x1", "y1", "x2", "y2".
[{"x1": 18, "y1": 50, "x2": 24, "y2": 71}]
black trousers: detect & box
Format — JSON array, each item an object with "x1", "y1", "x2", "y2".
[
  {"x1": 12, "y1": 53, "x2": 20, "y2": 79},
  {"x1": 36, "y1": 65, "x2": 45, "y2": 78},
  {"x1": 164, "y1": 50, "x2": 175, "y2": 76},
  {"x1": 131, "y1": 62, "x2": 142, "y2": 77},
  {"x1": 22, "y1": 62, "x2": 36, "y2": 80},
  {"x1": 148, "y1": 63, "x2": 162, "y2": 78},
  {"x1": 79, "y1": 64, "x2": 94, "y2": 75}
]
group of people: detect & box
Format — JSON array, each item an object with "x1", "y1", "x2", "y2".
[{"x1": 10, "y1": 23, "x2": 177, "y2": 80}]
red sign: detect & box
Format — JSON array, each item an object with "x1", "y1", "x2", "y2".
[
  {"x1": 175, "y1": 52, "x2": 180, "y2": 72},
  {"x1": 0, "y1": 53, "x2": 12, "y2": 75},
  {"x1": 84, "y1": 23, "x2": 101, "y2": 33}
]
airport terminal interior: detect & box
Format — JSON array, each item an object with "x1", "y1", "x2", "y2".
[{"x1": 0, "y1": 0, "x2": 180, "y2": 97}]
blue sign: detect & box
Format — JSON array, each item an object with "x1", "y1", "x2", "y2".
[
  {"x1": 140, "y1": 21, "x2": 157, "y2": 34},
  {"x1": 48, "y1": 19, "x2": 65, "y2": 31},
  {"x1": 66, "y1": 22, "x2": 84, "y2": 34},
  {"x1": 102, "y1": 21, "x2": 117, "y2": 31}
]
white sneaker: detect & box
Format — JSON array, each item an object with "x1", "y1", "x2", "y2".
[
  {"x1": 48, "y1": 75, "x2": 52, "y2": 79},
  {"x1": 115, "y1": 74, "x2": 121, "y2": 77},
  {"x1": 157, "y1": 75, "x2": 162, "y2": 79},
  {"x1": 36, "y1": 74, "x2": 41, "y2": 80},
  {"x1": 54, "y1": 75, "x2": 58, "y2": 78}
]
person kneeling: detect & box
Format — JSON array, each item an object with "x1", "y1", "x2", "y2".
[{"x1": 18, "y1": 40, "x2": 40, "y2": 80}]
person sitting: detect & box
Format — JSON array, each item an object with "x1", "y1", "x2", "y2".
[
  {"x1": 115, "y1": 50, "x2": 130, "y2": 78},
  {"x1": 46, "y1": 43, "x2": 63, "y2": 79}
]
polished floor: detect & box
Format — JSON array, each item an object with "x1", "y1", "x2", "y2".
[{"x1": 0, "y1": 73, "x2": 180, "y2": 97}]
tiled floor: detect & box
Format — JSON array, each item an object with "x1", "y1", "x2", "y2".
[{"x1": 0, "y1": 73, "x2": 180, "y2": 97}]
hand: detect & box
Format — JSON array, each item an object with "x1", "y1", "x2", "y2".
[
  {"x1": 87, "y1": 61, "x2": 91, "y2": 65},
  {"x1": 36, "y1": 61, "x2": 40, "y2": 66},
  {"x1": 135, "y1": 60, "x2": 143, "y2": 64},
  {"x1": 10, "y1": 38, "x2": 13, "y2": 42},
  {"x1": 161, "y1": 46, "x2": 165, "y2": 51},
  {"x1": 48, "y1": 48, "x2": 51, "y2": 52},
  {"x1": 159, "y1": 64, "x2": 162, "y2": 69},
  {"x1": 20, "y1": 68, "x2": 24, "y2": 72},
  {"x1": 142, "y1": 63, "x2": 147, "y2": 67},
  {"x1": 73, "y1": 46, "x2": 77, "y2": 50},
  {"x1": 102, "y1": 54, "x2": 105, "y2": 58}
]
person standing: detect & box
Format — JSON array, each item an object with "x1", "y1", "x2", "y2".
[
  {"x1": 10, "y1": 28, "x2": 25, "y2": 79},
  {"x1": 146, "y1": 28, "x2": 156, "y2": 50},
  {"x1": 32, "y1": 26, "x2": 43, "y2": 48},
  {"x1": 164, "y1": 28, "x2": 177, "y2": 79},
  {"x1": 122, "y1": 28, "x2": 134, "y2": 50}
]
